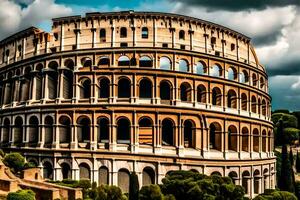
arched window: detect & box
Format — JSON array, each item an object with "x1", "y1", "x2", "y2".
[
  {"x1": 28, "y1": 116, "x2": 39, "y2": 146},
  {"x1": 159, "y1": 57, "x2": 171, "y2": 70},
  {"x1": 118, "y1": 78, "x2": 131, "y2": 98},
  {"x1": 210, "y1": 65, "x2": 222, "y2": 77},
  {"x1": 252, "y1": 74, "x2": 258, "y2": 86},
  {"x1": 162, "y1": 119, "x2": 174, "y2": 146},
  {"x1": 262, "y1": 130, "x2": 267, "y2": 152},
  {"x1": 241, "y1": 93, "x2": 247, "y2": 111},
  {"x1": 139, "y1": 56, "x2": 152, "y2": 68},
  {"x1": 197, "y1": 85, "x2": 206, "y2": 103},
  {"x1": 228, "y1": 67, "x2": 237, "y2": 80},
  {"x1": 178, "y1": 59, "x2": 188, "y2": 72},
  {"x1": 254, "y1": 170, "x2": 260, "y2": 194},
  {"x1": 251, "y1": 96, "x2": 257, "y2": 113},
  {"x1": 81, "y1": 57, "x2": 92, "y2": 68},
  {"x1": 118, "y1": 169, "x2": 130, "y2": 193},
  {"x1": 59, "y1": 116, "x2": 71, "y2": 144},
  {"x1": 142, "y1": 27, "x2": 149, "y2": 39},
  {"x1": 14, "y1": 117, "x2": 23, "y2": 144},
  {"x1": 2, "y1": 118, "x2": 10, "y2": 143},
  {"x1": 195, "y1": 62, "x2": 206, "y2": 75},
  {"x1": 43, "y1": 162, "x2": 53, "y2": 179},
  {"x1": 160, "y1": 81, "x2": 172, "y2": 103},
  {"x1": 253, "y1": 128, "x2": 259, "y2": 152},
  {"x1": 180, "y1": 82, "x2": 192, "y2": 102},
  {"x1": 228, "y1": 171, "x2": 238, "y2": 185},
  {"x1": 35, "y1": 64, "x2": 43, "y2": 100},
  {"x1": 138, "y1": 117, "x2": 153, "y2": 145},
  {"x1": 240, "y1": 70, "x2": 249, "y2": 83},
  {"x1": 44, "y1": 116, "x2": 53, "y2": 145},
  {"x1": 77, "y1": 117, "x2": 90, "y2": 144},
  {"x1": 262, "y1": 100, "x2": 267, "y2": 116},
  {"x1": 48, "y1": 61, "x2": 58, "y2": 99},
  {"x1": 139, "y1": 78, "x2": 152, "y2": 99},
  {"x1": 212, "y1": 87, "x2": 222, "y2": 106},
  {"x1": 80, "y1": 78, "x2": 91, "y2": 99},
  {"x1": 117, "y1": 118, "x2": 130, "y2": 144},
  {"x1": 63, "y1": 60, "x2": 73, "y2": 99},
  {"x1": 143, "y1": 167, "x2": 155, "y2": 186},
  {"x1": 242, "y1": 171, "x2": 250, "y2": 194},
  {"x1": 100, "y1": 29, "x2": 106, "y2": 41},
  {"x1": 242, "y1": 127, "x2": 249, "y2": 152},
  {"x1": 99, "y1": 78, "x2": 110, "y2": 98},
  {"x1": 228, "y1": 125, "x2": 238, "y2": 151},
  {"x1": 118, "y1": 56, "x2": 130, "y2": 66},
  {"x1": 79, "y1": 163, "x2": 90, "y2": 180},
  {"x1": 211, "y1": 171, "x2": 222, "y2": 176},
  {"x1": 98, "y1": 57, "x2": 110, "y2": 66},
  {"x1": 227, "y1": 90, "x2": 237, "y2": 109},
  {"x1": 260, "y1": 77, "x2": 265, "y2": 90},
  {"x1": 4, "y1": 73, "x2": 13, "y2": 104},
  {"x1": 20, "y1": 67, "x2": 31, "y2": 102},
  {"x1": 120, "y1": 27, "x2": 127, "y2": 38},
  {"x1": 99, "y1": 166, "x2": 109, "y2": 185},
  {"x1": 184, "y1": 120, "x2": 195, "y2": 148},
  {"x1": 209, "y1": 122, "x2": 222, "y2": 151},
  {"x1": 97, "y1": 117, "x2": 109, "y2": 143},
  {"x1": 61, "y1": 163, "x2": 71, "y2": 180},
  {"x1": 179, "y1": 30, "x2": 185, "y2": 40}
]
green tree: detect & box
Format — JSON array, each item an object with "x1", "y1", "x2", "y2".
[
  {"x1": 95, "y1": 184, "x2": 127, "y2": 200},
  {"x1": 284, "y1": 128, "x2": 299, "y2": 144},
  {"x1": 7, "y1": 189, "x2": 35, "y2": 200},
  {"x1": 3, "y1": 152, "x2": 25, "y2": 173},
  {"x1": 289, "y1": 148, "x2": 294, "y2": 167},
  {"x1": 139, "y1": 184, "x2": 163, "y2": 200},
  {"x1": 77, "y1": 179, "x2": 91, "y2": 199},
  {"x1": 295, "y1": 181, "x2": 300, "y2": 200},
  {"x1": 296, "y1": 151, "x2": 300, "y2": 173},
  {"x1": 253, "y1": 189, "x2": 297, "y2": 200},
  {"x1": 129, "y1": 172, "x2": 139, "y2": 200},
  {"x1": 160, "y1": 170, "x2": 246, "y2": 200},
  {"x1": 278, "y1": 145, "x2": 295, "y2": 192}
]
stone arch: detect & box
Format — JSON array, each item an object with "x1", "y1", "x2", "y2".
[
  {"x1": 162, "y1": 118, "x2": 175, "y2": 146},
  {"x1": 59, "y1": 116, "x2": 71, "y2": 144},
  {"x1": 212, "y1": 87, "x2": 222, "y2": 106},
  {"x1": 77, "y1": 116, "x2": 91, "y2": 144},
  {"x1": 138, "y1": 117, "x2": 153, "y2": 145},
  {"x1": 183, "y1": 120, "x2": 195, "y2": 148},
  {"x1": 227, "y1": 89, "x2": 237, "y2": 109},
  {"x1": 118, "y1": 168, "x2": 130, "y2": 193},
  {"x1": 210, "y1": 64, "x2": 222, "y2": 77},
  {"x1": 118, "y1": 77, "x2": 131, "y2": 98},
  {"x1": 62, "y1": 60, "x2": 74, "y2": 99},
  {"x1": 118, "y1": 55, "x2": 130, "y2": 66},
  {"x1": 252, "y1": 73, "x2": 258, "y2": 86},
  {"x1": 228, "y1": 125, "x2": 238, "y2": 151},
  {"x1": 79, "y1": 163, "x2": 91, "y2": 180},
  {"x1": 47, "y1": 61, "x2": 58, "y2": 99},
  {"x1": 195, "y1": 61, "x2": 206, "y2": 75},
  {"x1": 143, "y1": 167, "x2": 155, "y2": 186},
  {"x1": 262, "y1": 99, "x2": 267, "y2": 116},
  {"x1": 117, "y1": 117, "x2": 131, "y2": 144},
  {"x1": 99, "y1": 166, "x2": 109, "y2": 185},
  {"x1": 160, "y1": 80, "x2": 173, "y2": 103},
  {"x1": 97, "y1": 117, "x2": 109, "y2": 143},
  {"x1": 159, "y1": 56, "x2": 172, "y2": 70},
  {"x1": 254, "y1": 169, "x2": 261, "y2": 194},
  {"x1": 19, "y1": 66, "x2": 31, "y2": 102},
  {"x1": 240, "y1": 70, "x2": 249, "y2": 83},
  {"x1": 197, "y1": 84, "x2": 206, "y2": 103},
  {"x1": 242, "y1": 171, "x2": 251, "y2": 195},
  {"x1": 253, "y1": 128, "x2": 260, "y2": 152},
  {"x1": 2, "y1": 118, "x2": 10, "y2": 143},
  {"x1": 262, "y1": 130, "x2": 267, "y2": 152},
  {"x1": 251, "y1": 96, "x2": 257, "y2": 113},
  {"x1": 43, "y1": 161, "x2": 53, "y2": 180},
  {"x1": 139, "y1": 56, "x2": 152, "y2": 68},
  {"x1": 241, "y1": 93, "x2": 247, "y2": 111},
  {"x1": 260, "y1": 77, "x2": 265, "y2": 90},
  {"x1": 180, "y1": 82, "x2": 192, "y2": 102},
  {"x1": 228, "y1": 66, "x2": 237, "y2": 80},
  {"x1": 242, "y1": 127, "x2": 249, "y2": 152},
  {"x1": 28, "y1": 116, "x2": 39, "y2": 146},
  {"x1": 79, "y1": 77, "x2": 91, "y2": 99},
  {"x1": 228, "y1": 171, "x2": 238, "y2": 184},
  {"x1": 61, "y1": 162, "x2": 71, "y2": 180},
  {"x1": 81, "y1": 57, "x2": 92, "y2": 68},
  {"x1": 209, "y1": 122, "x2": 222, "y2": 151},
  {"x1": 14, "y1": 116, "x2": 23, "y2": 144},
  {"x1": 211, "y1": 171, "x2": 222, "y2": 176},
  {"x1": 35, "y1": 63, "x2": 44, "y2": 100},
  {"x1": 64, "y1": 59, "x2": 75, "y2": 70},
  {"x1": 139, "y1": 78, "x2": 152, "y2": 99},
  {"x1": 98, "y1": 77, "x2": 110, "y2": 98},
  {"x1": 98, "y1": 56, "x2": 110, "y2": 67},
  {"x1": 178, "y1": 59, "x2": 189, "y2": 72}
]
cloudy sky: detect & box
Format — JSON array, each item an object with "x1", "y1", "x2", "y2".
[{"x1": 0, "y1": 0, "x2": 299, "y2": 111}]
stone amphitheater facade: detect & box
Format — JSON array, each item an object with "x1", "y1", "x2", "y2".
[{"x1": 0, "y1": 11, "x2": 275, "y2": 198}]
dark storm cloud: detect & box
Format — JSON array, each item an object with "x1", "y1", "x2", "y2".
[
  {"x1": 266, "y1": 60, "x2": 300, "y2": 77},
  {"x1": 252, "y1": 29, "x2": 283, "y2": 47},
  {"x1": 174, "y1": 0, "x2": 300, "y2": 11}
]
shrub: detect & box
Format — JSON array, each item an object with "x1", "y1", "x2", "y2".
[
  {"x1": 7, "y1": 189, "x2": 35, "y2": 200},
  {"x1": 129, "y1": 172, "x2": 139, "y2": 200},
  {"x1": 3, "y1": 152, "x2": 25, "y2": 173},
  {"x1": 95, "y1": 184, "x2": 127, "y2": 200},
  {"x1": 139, "y1": 185, "x2": 163, "y2": 200},
  {"x1": 254, "y1": 190, "x2": 297, "y2": 200}
]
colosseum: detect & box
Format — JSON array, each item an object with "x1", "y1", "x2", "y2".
[{"x1": 0, "y1": 11, "x2": 275, "y2": 198}]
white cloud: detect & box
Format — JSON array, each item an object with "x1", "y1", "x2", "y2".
[{"x1": 0, "y1": 0, "x2": 72, "y2": 40}]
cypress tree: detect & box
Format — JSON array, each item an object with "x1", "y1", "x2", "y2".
[
  {"x1": 278, "y1": 120, "x2": 295, "y2": 193},
  {"x1": 129, "y1": 171, "x2": 139, "y2": 200},
  {"x1": 290, "y1": 148, "x2": 294, "y2": 167},
  {"x1": 296, "y1": 151, "x2": 300, "y2": 173}
]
